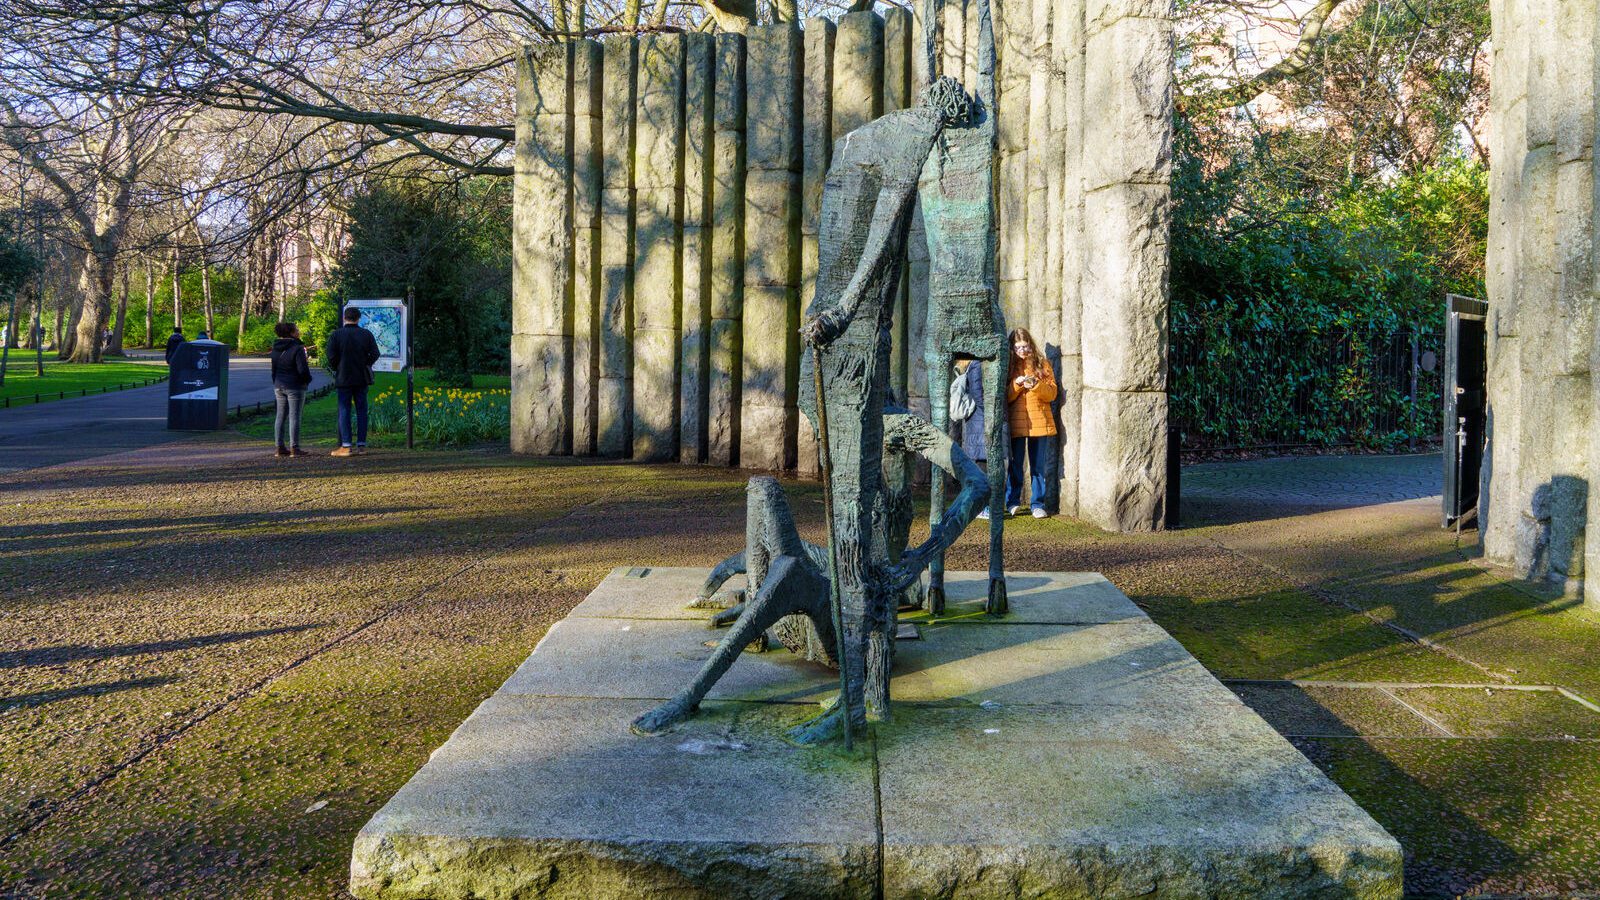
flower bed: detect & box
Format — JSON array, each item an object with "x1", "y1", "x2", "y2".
[{"x1": 368, "y1": 386, "x2": 510, "y2": 446}]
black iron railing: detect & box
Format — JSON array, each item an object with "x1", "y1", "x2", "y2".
[{"x1": 1169, "y1": 325, "x2": 1444, "y2": 454}]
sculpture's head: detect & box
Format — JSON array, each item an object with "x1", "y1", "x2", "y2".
[{"x1": 920, "y1": 76, "x2": 973, "y2": 127}]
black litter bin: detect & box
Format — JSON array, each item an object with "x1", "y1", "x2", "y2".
[{"x1": 167, "y1": 339, "x2": 230, "y2": 430}]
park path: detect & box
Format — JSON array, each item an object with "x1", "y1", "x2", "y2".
[{"x1": 0, "y1": 357, "x2": 330, "y2": 475}]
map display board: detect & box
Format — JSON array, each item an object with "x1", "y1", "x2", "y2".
[{"x1": 344, "y1": 298, "x2": 408, "y2": 372}]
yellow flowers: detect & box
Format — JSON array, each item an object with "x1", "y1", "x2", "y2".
[{"x1": 366, "y1": 382, "x2": 511, "y2": 446}]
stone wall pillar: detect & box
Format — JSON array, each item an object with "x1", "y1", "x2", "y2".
[
  {"x1": 511, "y1": 43, "x2": 573, "y2": 456},
  {"x1": 740, "y1": 24, "x2": 804, "y2": 472},
  {"x1": 680, "y1": 34, "x2": 715, "y2": 464},
  {"x1": 1073, "y1": 0, "x2": 1173, "y2": 532},
  {"x1": 1483, "y1": 0, "x2": 1600, "y2": 605},
  {"x1": 571, "y1": 41, "x2": 603, "y2": 456},
  {"x1": 708, "y1": 35, "x2": 746, "y2": 466},
  {"x1": 631, "y1": 34, "x2": 685, "y2": 462},
  {"x1": 597, "y1": 37, "x2": 637, "y2": 457},
  {"x1": 510, "y1": 14, "x2": 1177, "y2": 533}
]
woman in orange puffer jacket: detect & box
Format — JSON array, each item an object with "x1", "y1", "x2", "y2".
[{"x1": 1004, "y1": 327, "x2": 1057, "y2": 518}]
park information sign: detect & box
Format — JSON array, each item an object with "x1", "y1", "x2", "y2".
[{"x1": 345, "y1": 298, "x2": 408, "y2": 373}]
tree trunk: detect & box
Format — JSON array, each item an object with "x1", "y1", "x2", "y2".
[
  {"x1": 65, "y1": 243, "x2": 114, "y2": 363},
  {"x1": 200, "y1": 259, "x2": 214, "y2": 337},
  {"x1": 108, "y1": 264, "x2": 130, "y2": 355},
  {"x1": 237, "y1": 243, "x2": 252, "y2": 349},
  {"x1": 145, "y1": 265, "x2": 155, "y2": 348},
  {"x1": 171, "y1": 251, "x2": 181, "y2": 329}
]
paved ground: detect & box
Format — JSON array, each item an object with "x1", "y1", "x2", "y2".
[
  {"x1": 0, "y1": 358, "x2": 330, "y2": 474},
  {"x1": 1, "y1": 443, "x2": 1597, "y2": 898}
]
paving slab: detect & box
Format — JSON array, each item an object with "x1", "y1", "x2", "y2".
[
  {"x1": 352, "y1": 568, "x2": 1402, "y2": 899},
  {"x1": 877, "y1": 703, "x2": 1404, "y2": 898},
  {"x1": 351, "y1": 696, "x2": 878, "y2": 899}
]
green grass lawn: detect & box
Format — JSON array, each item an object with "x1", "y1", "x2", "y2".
[
  {"x1": 2, "y1": 447, "x2": 1599, "y2": 897},
  {"x1": 0, "y1": 358, "x2": 167, "y2": 407},
  {"x1": 234, "y1": 370, "x2": 511, "y2": 448}
]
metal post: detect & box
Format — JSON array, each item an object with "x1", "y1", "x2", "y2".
[
  {"x1": 405, "y1": 283, "x2": 415, "y2": 450},
  {"x1": 1409, "y1": 328, "x2": 1420, "y2": 453},
  {"x1": 811, "y1": 344, "x2": 853, "y2": 750}
]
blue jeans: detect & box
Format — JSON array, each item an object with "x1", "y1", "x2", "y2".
[
  {"x1": 1006, "y1": 434, "x2": 1055, "y2": 511},
  {"x1": 337, "y1": 386, "x2": 369, "y2": 447}
]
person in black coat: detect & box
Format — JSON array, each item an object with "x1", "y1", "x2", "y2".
[
  {"x1": 269, "y1": 322, "x2": 314, "y2": 457},
  {"x1": 163, "y1": 327, "x2": 185, "y2": 364},
  {"x1": 324, "y1": 306, "x2": 381, "y2": 456}
]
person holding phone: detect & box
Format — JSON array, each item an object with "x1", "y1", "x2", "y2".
[{"x1": 1004, "y1": 327, "x2": 1057, "y2": 517}]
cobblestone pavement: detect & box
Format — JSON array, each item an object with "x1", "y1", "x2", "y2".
[{"x1": 1181, "y1": 452, "x2": 1442, "y2": 525}]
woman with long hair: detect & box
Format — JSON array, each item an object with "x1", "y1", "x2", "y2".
[{"x1": 1004, "y1": 327, "x2": 1057, "y2": 517}]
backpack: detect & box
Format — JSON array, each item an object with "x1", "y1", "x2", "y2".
[{"x1": 948, "y1": 365, "x2": 976, "y2": 424}]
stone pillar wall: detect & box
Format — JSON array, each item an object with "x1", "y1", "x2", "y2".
[
  {"x1": 510, "y1": 6, "x2": 1176, "y2": 532},
  {"x1": 1482, "y1": 0, "x2": 1600, "y2": 604}
]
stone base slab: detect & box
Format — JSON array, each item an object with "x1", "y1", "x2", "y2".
[{"x1": 351, "y1": 568, "x2": 1402, "y2": 899}]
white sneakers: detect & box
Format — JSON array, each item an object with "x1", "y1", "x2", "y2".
[{"x1": 1032, "y1": 508, "x2": 1048, "y2": 518}]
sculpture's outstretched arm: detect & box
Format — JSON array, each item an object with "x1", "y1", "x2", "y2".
[
  {"x1": 881, "y1": 411, "x2": 989, "y2": 591},
  {"x1": 801, "y1": 176, "x2": 926, "y2": 348}
]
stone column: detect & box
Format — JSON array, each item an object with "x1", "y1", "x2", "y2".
[
  {"x1": 1055, "y1": 0, "x2": 1084, "y2": 517},
  {"x1": 741, "y1": 24, "x2": 803, "y2": 471},
  {"x1": 598, "y1": 37, "x2": 637, "y2": 457},
  {"x1": 571, "y1": 40, "x2": 603, "y2": 456},
  {"x1": 680, "y1": 34, "x2": 715, "y2": 464},
  {"x1": 906, "y1": 1, "x2": 933, "y2": 420},
  {"x1": 632, "y1": 34, "x2": 685, "y2": 462},
  {"x1": 1544, "y1": 0, "x2": 1595, "y2": 587},
  {"x1": 995, "y1": 0, "x2": 1033, "y2": 333},
  {"x1": 799, "y1": 16, "x2": 835, "y2": 478},
  {"x1": 511, "y1": 43, "x2": 573, "y2": 456},
  {"x1": 884, "y1": 8, "x2": 914, "y2": 402},
  {"x1": 1075, "y1": 1, "x2": 1173, "y2": 532},
  {"x1": 1481, "y1": 0, "x2": 1526, "y2": 565},
  {"x1": 708, "y1": 35, "x2": 746, "y2": 467}
]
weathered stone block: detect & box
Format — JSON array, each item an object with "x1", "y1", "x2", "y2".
[
  {"x1": 744, "y1": 170, "x2": 801, "y2": 288},
  {"x1": 1081, "y1": 181, "x2": 1169, "y2": 393},
  {"x1": 632, "y1": 326, "x2": 679, "y2": 462},
  {"x1": 634, "y1": 33, "x2": 685, "y2": 191},
  {"x1": 714, "y1": 33, "x2": 747, "y2": 132},
  {"x1": 708, "y1": 316, "x2": 741, "y2": 467},
  {"x1": 1085, "y1": 0, "x2": 1172, "y2": 37},
  {"x1": 745, "y1": 24, "x2": 803, "y2": 172},
  {"x1": 940, "y1": 0, "x2": 965, "y2": 82},
  {"x1": 598, "y1": 375, "x2": 629, "y2": 457},
  {"x1": 741, "y1": 283, "x2": 795, "y2": 407},
  {"x1": 1083, "y1": 14, "x2": 1173, "y2": 191},
  {"x1": 680, "y1": 225, "x2": 709, "y2": 464},
  {"x1": 510, "y1": 332, "x2": 570, "y2": 456},
  {"x1": 739, "y1": 400, "x2": 789, "y2": 472},
  {"x1": 632, "y1": 187, "x2": 680, "y2": 333},
  {"x1": 600, "y1": 37, "x2": 636, "y2": 190},
  {"x1": 516, "y1": 43, "x2": 569, "y2": 118},
  {"x1": 571, "y1": 41, "x2": 603, "y2": 229},
  {"x1": 833, "y1": 12, "x2": 883, "y2": 142},
  {"x1": 1077, "y1": 387, "x2": 1166, "y2": 532},
  {"x1": 354, "y1": 568, "x2": 1400, "y2": 899},
  {"x1": 710, "y1": 130, "x2": 746, "y2": 320},
  {"x1": 573, "y1": 226, "x2": 599, "y2": 455},
  {"x1": 883, "y1": 8, "x2": 911, "y2": 109},
  {"x1": 1056, "y1": 352, "x2": 1083, "y2": 516},
  {"x1": 598, "y1": 187, "x2": 633, "y2": 380},
  {"x1": 994, "y1": 0, "x2": 1032, "y2": 154}
]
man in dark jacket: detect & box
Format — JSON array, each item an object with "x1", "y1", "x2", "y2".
[
  {"x1": 163, "y1": 327, "x2": 185, "y2": 364},
  {"x1": 325, "y1": 306, "x2": 381, "y2": 457},
  {"x1": 269, "y1": 322, "x2": 314, "y2": 457}
]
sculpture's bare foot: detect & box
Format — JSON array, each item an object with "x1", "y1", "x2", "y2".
[
  {"x1": 986, "y1": 577, "x2": 1007, "y2": 616},
  {"x1": 787, "y1": 704, "x2": 849, "y2": 745},
  {"x1": 709, "y1": 603, "x2": 746, "y2": 628},
  {"x1": 925, "y1": 583, "x2": 947, "y2": 616},
  {"x1": 632, "y1": 698, "x2": 695, "y2": 735}
]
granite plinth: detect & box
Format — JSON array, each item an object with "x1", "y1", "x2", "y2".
[{"x1": 352, "y1": 567, "x2": 1402, "y2": 899}]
